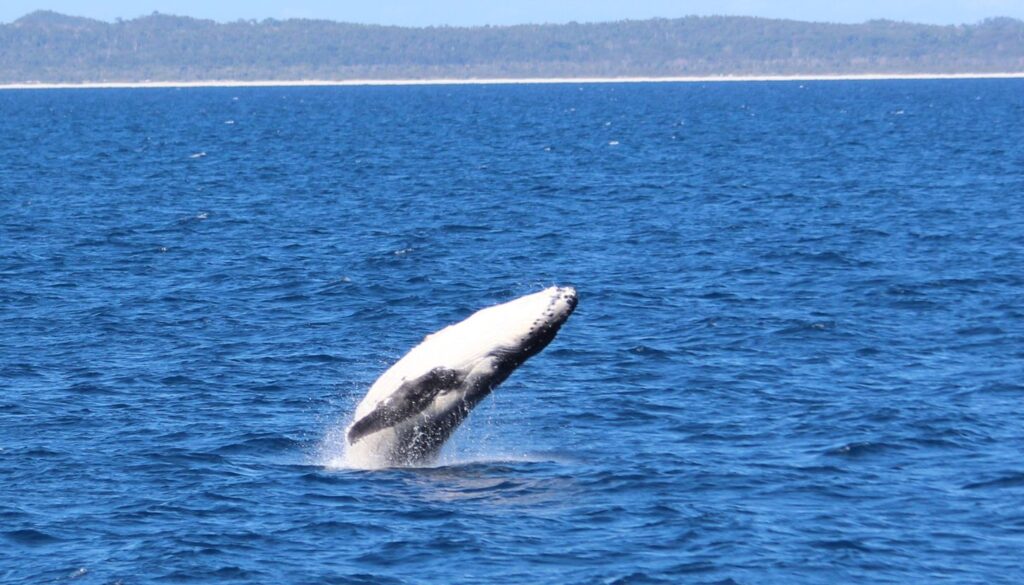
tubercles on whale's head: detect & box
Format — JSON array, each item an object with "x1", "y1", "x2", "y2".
[
  {"x1": 491, "y1": 285, "x2": 578, "y2": 362},
  {"x1": 467, "y1": 286, "x2": 577, "y2": 354},
  {"x1": 528, "y1": 286, "x2": 578, "y2": 333}
]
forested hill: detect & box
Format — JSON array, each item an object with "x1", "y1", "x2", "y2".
[{"x1": 2, "y1": 10, "x2": 1023, "y2": 83}]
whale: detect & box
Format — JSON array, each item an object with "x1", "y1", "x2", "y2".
[{"x1": 345, "y1": 286, "x2": 578, "y2": 468}]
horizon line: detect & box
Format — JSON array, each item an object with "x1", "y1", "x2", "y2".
[{"x1": 3, "y1": 73, "x2": 1024, "y2": 91}]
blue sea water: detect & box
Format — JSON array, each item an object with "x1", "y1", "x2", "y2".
[{"x1": 1, "y1": 80, "x2": 1023, "y2": 584}]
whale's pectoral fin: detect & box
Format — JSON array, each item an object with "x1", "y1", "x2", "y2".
[{"x1": 347, "y1": 367, "x2": 463, "y2": 444}]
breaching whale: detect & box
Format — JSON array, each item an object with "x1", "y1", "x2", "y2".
[{"x1": 345, "y1": 286, "x2": 578, "y2": 468}]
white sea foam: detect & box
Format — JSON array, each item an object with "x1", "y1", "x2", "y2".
[{"x1": 318, "y1": 426, "x2": 558, "y2": 471}]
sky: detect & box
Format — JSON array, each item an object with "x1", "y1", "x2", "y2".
[{"x1": 2, "y1": 0, "x2": 1023, "y2": 26}]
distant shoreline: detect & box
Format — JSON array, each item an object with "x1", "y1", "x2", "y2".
[{"x1": 2, "y1": 72, "x2": 1023, "y2": 90}]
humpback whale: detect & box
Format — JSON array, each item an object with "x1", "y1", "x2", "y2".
[{"x1": 345, "y1": 286, "x2": 578, "y2": 468}]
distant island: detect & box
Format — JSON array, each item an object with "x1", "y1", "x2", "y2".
[{"x1": 2, "y1": 10, "x2": 1023, "y2": 85}]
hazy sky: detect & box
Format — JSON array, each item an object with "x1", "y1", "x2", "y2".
[{"x1": 3, "y1": 0, "x2": 1023, "y2": 26}]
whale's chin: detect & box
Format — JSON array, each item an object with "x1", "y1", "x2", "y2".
[{"x1": 344, "y1": 286, "x2": 577, "y2": 468}]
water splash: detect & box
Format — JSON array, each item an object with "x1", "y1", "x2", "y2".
[{"x1": 316, "y1": 393, "x2": 551, "y2": 471}]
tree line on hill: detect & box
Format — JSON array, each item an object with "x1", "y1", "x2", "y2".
[{"x1": 1, "y1": 10, "x2": 1023, "y2": 83}]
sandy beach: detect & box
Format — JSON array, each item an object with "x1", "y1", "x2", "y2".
[{"x1": 2, "y1": 72, "x2": 1023, "y2": 90}]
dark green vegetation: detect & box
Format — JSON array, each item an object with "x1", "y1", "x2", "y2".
[{"x1": 2, "y1": 10, "x2": 1023, "y2": 82}]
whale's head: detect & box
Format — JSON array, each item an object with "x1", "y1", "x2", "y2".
[
  {"x1": 366, "y1": 285, "x2": 578, "y2": 401},
  {"x1": 450, "y1": 285, "x2": 579, "y2": 368},
  {"x1": 345, "y1": 286, "x2": 578, "y2": 467}
]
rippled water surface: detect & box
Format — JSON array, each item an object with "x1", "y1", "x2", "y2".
[{"x1": 2, "y1": 80, "x2": 1023, "y2": 584}]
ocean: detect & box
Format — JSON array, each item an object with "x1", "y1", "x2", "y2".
[{"x1": 1, "y1": 80, "x2": 1022, "y2": 584}]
